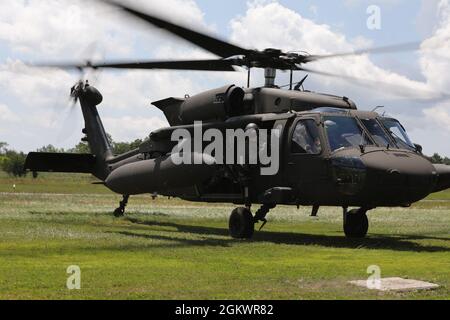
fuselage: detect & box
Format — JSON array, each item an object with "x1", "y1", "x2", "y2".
[
  {"x1": 105, "y1": 107, "x2": 446, "y2": 209},
  {"x1": 24, "y1": 83, "x2": 450, "y2": 211}
]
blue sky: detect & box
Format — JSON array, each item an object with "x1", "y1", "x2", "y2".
[
  {"x1": 0, "y1": 0, "x2": 449, "y2": 156},
  {"x1": 195, "y1": 0, "x2": 427, "y2": 79},
  {"x1": 197, "y1": 0, "x2": 425, "y2": 40}
]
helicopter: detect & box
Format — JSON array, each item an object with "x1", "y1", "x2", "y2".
[{"x1": 25, "y1": 1, "x2": 450, "y2": 239}]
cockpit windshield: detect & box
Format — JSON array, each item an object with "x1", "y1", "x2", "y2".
[
  {"x1": 380, "y1": 118, "x2": 415, "y2": 150},
  {"x1": 360, "y1": 118, "x2": 391, "y2": 147},
  {"x1": 324, "y1": 116, "x2": 372, "y2": 152}
]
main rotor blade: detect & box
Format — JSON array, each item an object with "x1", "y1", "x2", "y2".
[
  {"x1": 32, "y1": 59, "x2": 238, "y2": 72},
  {"x1": 102, "y1": 0, "x2": 250, "y2": 58},
  {"x1": 302, "y1": 42, "x2": 421, "y2": 63},
  {"x1": 300, "y1": 66, "x2": 450, "y2": 101}
]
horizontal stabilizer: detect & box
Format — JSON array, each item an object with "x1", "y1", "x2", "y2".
[
  {"x1": 25, "y1": 152, "x2": 96, "y2": 174},
  {"x1": 152, "y1": 97, "x2": 184, "y2": 126}
]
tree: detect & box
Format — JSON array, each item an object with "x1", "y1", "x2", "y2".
[
  {"x1": 37, "y1": 145, "x2": 65, "y2": 153},
  {"x1": 113, "y1": 139, "x2": 143, "y2": 155},
  {"x1": 0, "y1": 142, "x2": 7, "y2": 168},
  {"x1": 1, "y1": 150, "x2": 27, "y2": 177},
  {"x1": 69, "y1": 141, "x2": 91, "y2": 154},
  {"x1": 0, "y1": 142, "x2": 7, "y2": 154},
  {"x1": 129, "y1": 139, "x2": 144, "y2": 150},
  {"x1": 68, "y1": 133, "x2": 114, "y2": 154},
  {"x1": 430, "y1": 153, "x2": 443, "y2": 164}
]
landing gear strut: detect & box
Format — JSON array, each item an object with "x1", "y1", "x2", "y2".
[
  {"x1": 228, "y1": 204, "x2": 275, "y2": 239},
  {"x1": 254, "y1": 204, "x2": 276, "y2": 231},
  {"x1": 343, "y1": 207, "x2": 369, "y2": 238},
  {"x1": 114, "y1": 195, "x2": 129, "y2": 217}
]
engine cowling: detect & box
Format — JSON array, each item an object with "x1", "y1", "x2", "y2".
[{"x1": 152, "y1": 84, "x2": 245, "y2": 125}]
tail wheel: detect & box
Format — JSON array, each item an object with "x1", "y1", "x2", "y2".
[
  {"x1": 344, "y1": 208, "x2": 369, "y2": 238},
  {"x1": 113, "y1": 208, "x2": 124, "y2": 217},
  {"x1": 229, "y1": 207, "x2": 254, "y2": 239},
  {"x1": 113, "y1": 195, "x2": 129, "y2": 218}
]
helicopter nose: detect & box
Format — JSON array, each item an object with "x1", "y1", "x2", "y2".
[{"x1": 361, "y1": 151, "x2": 437, "y2": 205}]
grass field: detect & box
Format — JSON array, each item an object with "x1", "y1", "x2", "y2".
[{"x1": 0, "y1": 172, "x2": 449, "y2": 300}]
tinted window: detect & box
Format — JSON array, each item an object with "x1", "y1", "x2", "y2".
[
  {"x1": 360, "y1": 118, "x2": 391, "y2": 147},
  {"x1": 291, "y1": 120, "x2": 322, "y2": 154},
  {"x1": 381, "y1": 118, "x2": 415, "y2": 150},
  {"x1": 324, "y1": 116, "x2": 372, "y2": 152}
]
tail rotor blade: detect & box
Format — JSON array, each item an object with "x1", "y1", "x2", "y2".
[{"x1": 55, "y1": 95, "x2": 82, "y2": 144}]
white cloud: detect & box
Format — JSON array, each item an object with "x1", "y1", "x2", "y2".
[
  {"x1": 0, "y1": 0, "x2": 129, "y2": 58},
  {"x1": 0, "y1": 0, "x2": 217, "y2": 151},
  {"x1": 417, "y1": 0, "x2": 441, "y2": 37},
  {"x1": 420, "y1": 0, "x2": 450, "y2": 91},
  {"x1": 230, "y1": 1, "x2": 430, "y2": 98},
  {"x1": 103, "y1": 116, "x2": 168, "y2": 142},
  {"x1": 0, "y1": 0, "x2": 210, "y2": 59},
  {"x1": 423, "y1": 104, "x2": 450, "y2": 131},
  {"x1": 417, "y1": 0, "x2": 450, "y2": 145},
  {"x1": 0, "y1": 103, "x2": 19, "y2": 122}
]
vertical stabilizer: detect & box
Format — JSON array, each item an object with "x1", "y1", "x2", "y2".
[{"x1": 74, "y1": 81, "x2": 113, "y2": 180}]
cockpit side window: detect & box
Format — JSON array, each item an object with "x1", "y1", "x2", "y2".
[
  {"x1": 324, "y1": 116, "x2": 373, "y2": 152},
  {"x1": 381, "y1": 118, "x2": 415, "y2": 150},
  {"x1": 360, "y1": 118, "x2": 391, "y2": 147},
  {"x1": 291, "y1": 119, "x2": 322, "y2": 155}
]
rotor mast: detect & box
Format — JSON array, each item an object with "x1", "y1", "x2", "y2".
[{"x1": 264, "y1": 68, "x2": 277, "y2": 87}]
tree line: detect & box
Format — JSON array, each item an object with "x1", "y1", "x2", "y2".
[
  {"x1": 1, "y1": 140, "x2": 450, "y2": 177},
  {"x1": 430, "y1": 153, "x2": 450, "y2": 165},
  {"x1": 0, "y1": 138, "x2": 143, "y2": 177}
]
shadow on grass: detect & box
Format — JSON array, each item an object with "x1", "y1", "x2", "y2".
[
  {"x1": 117, "y1": 217, "x2": 450, "y2": 253},
  {"x1": 28, "y1": 210, "x2": 170, "y2": 217}
]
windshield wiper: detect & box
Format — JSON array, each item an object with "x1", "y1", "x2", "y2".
[{"x1": 359, "y1": 129, "x2": 369, "y2": 153}]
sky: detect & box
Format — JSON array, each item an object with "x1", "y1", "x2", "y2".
[{"x1": 1, "y1": 0, "x2": 450, "y2": 156}]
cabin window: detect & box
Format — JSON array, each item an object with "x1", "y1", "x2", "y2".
[
  {"x1": 291, "y1": 120, "x2": 322, "y2": 154},
  {"x1": 324, "y1": 116, "x2": 372, "y2": 152}
]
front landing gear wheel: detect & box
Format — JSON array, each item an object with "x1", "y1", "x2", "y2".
[
  {"x1": 229, "y1": 207, "x2": 254, "y2": 239},
  {"x1": 344, "y1": 208, "x2": 369, "y2": 238}
]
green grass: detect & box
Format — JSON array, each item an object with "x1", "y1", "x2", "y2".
[
  {"x1": 0, "y1": 171, "x2": 109, "y2": 194},
  {"x1": 0, "y1": 173, "x2": 449, "y2": 300}
]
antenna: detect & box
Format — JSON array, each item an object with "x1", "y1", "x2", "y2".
[{"x1": 294, "y1": 75, "x2": 309, "y2": 91}]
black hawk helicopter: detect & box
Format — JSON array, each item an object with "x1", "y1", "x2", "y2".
[{"x1": 25, "y1": 1, "x2": 450, "y2": 239}]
